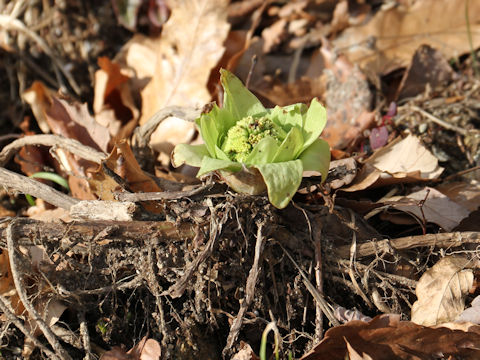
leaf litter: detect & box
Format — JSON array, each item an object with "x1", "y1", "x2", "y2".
[{"x1": 0, "y1": 0, "x2": 480, "y2": 359}]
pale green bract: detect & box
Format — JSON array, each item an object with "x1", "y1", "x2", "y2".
[{"x1": 172, "y1": 69, "x2": 330, "y2": 209}]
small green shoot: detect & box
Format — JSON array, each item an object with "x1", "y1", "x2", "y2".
[
  {"x1": 25, "y1": 172, "x2": 70, "y2": 206},
  {"x1": 96, "y1": 319, "x2": 108, "y2": 336},
  {"x1": 260, "y1": 321, "x2": 281, "y2": 360}
]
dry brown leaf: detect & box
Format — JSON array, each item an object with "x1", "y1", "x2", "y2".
[
  {"x1": 88, "y1": 140, "x2": 162, "y2": 213},
  {"x1": 261, "y1": 18, "x2": 287, "y2": 53},
  {"x1": 345, "y1": 339, "x2": 374, "y2": 360},
  {"x1": 369, "y1": 135, "x2": 444, "y2": 178},
  {"x1": 89, "y1": 140, "x2": 162, "y2": 198},
  {"x1": 0, "y1": 250, "x2": 23, "y2": 315},
  {"x1": 342, "y1": 135, "x2": 444, "y2": 192},
  {"x1": 93, "y1": 57, "x2": 139, "y2": 140},
  {"x1": 23, "y1": 82, "x2": 108, "y2": 200},
  {"x1": 47, "y1": 97, "x2": 110, "y2": 153},
  {"x1": 300, "y1": 314, "x2": 480, "y2": 360},
  {"x1": 396, "y1": 44, "x2": 454, "y2": 100},
  {"x1": 140, "y1": 0, "x2": 230, "y2": 160},
  {"x1": 330, "y1": 0, "x2": 349, "y2": 35},
  {"x1": 228, "y1": 0, "x2": 264, "y2": 18},
  {"x1": 127, "y1": 336, "x2": 161, "y2": 360},
  {"x1": 22, "y1": 297, "x2": 68, "y2": 358},
  {"x1": 15, "y1": 117, "x2": 48, "y2": 177},
  {"x1": 276, "y1": 0, "x2": 308, "y2": 18},
  {"x1": 42, "y1": 298, "x2": 67, "y2": 328},
  {"x1": 23, "y1": 81, "x2": 110, "y2": 152},
  {"x1": 255, "y1": 76, "x2": 325, "y2": 107},
  {"x1": 381, "y1": 187, "x2": 471, "y2": 231},
  {"x1": 436, "y1": 180, "x2": 480, "y2": 212},
  {"x1": 0, "y1": 247, "x2": 66, "y2": 357},
  {"x1": 0, "y1": 204, "x2": 14, "y2": 217},
  {"x1": 411, "y1": 256, "x2": 474, "y2": 326},
  {"x1": 232, "y1": 341, "x2": 259, "y2": 360},
  {"x1": 94, "y1": 56, "x2": 130, "y2": 114},
  {"x1": 100, "y1": 347, "x2": 132, "y2": 360},
  {"x1": 22, "y1": 82, "x2": 55, "y2": 134},
  {"x1": 333, "y1": 0, "x2": 480, "y2": 75},
  {"x1": 439, "y1": 321, "x2": 480, "y2": 332},
  {"x1": 101, "y1": 336, "x2": 161, "y2": 360},
  {"x1": 113, "y1": 33, "x2": 159, "y2": 93}
]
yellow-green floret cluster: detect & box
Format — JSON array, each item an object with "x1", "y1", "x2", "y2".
[{"x1": 221, "y1": 116, "x2": 284, "y2": 163}]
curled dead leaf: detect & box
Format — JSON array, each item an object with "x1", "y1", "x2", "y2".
[
  {"x1": 333, "y1": 0, "x2": 480, "y2": 74},
  {"x1": 411, "y1": 256, "x2": 475, "y2": 326}
]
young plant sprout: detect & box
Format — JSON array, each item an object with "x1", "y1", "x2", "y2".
[{"x1": 172, "y1": 69, "x2": 330, "y2": 209}]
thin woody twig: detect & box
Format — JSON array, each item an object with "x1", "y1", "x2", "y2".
[
  {"x1": 134, "y1": 106, "x2": 203, "y2": 148},
  {"x1": 312, "y1": 216, "x2": 324, "y2": 341},
  {"x1": 7, "y1": 220, "x2": 72, "y2": 360},
  {"x1": 335, "y1": 232, "x2": 480, "y2": 259},
  {"x1": 0, "y1": 167, "x2": 79, "y2": 210},
  {"x1": 411, "y1": 105, "x2": 468, "y2": 136},
  {"x1": 348, "y1": 210, "x2": 373, "y2": 308},
  {"x1": 0, "y1": 134, "x2": 106, "y2": 167},
  {"x1": 115, "y1": 183, "x2": 221, "y2": 201},
  {"x1": 78, "y1": 311, "x2": 93, "y2": 360},
  {"x1": 223, "y1": 221, "x2": 265, "y2": 357}
]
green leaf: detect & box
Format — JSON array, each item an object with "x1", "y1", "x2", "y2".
[
  {"x1": 172, "y1": 144, "x2": 209, "y2": 168},
  {"x1": 30, "y1": 172, "x2": 70, "y2": 190},
  {"x1": 299, "y1": 138, "x2": 331, "y2": 181},
  {"x1": 197, "y1": 156, "x2": 242, "y2": 177},
  {"x1": 196, "y1": 104, "x2": 234, "y2": 158},
  {"x1": 214, "y1": 145, "x2": 232, "y2": 161},
  {"x1": 245, "y1": 137, "x2": 279, "y2": 165},
  {"x1": 211, "y1": 105, "x2": 236, "y2": 141},
  {"x1": 273, "y1": 127, "x2": 304, "y2": 162},
  {"x1": 26, "y1": 171, "x2": 70, "y2": 207},
  {"x1": 197, "y1": 113, "x2": 219, "y2": 157},
  {"x1": 302, "y1": 98, "x2": 327, "y2": 151},
  {"x1": 270, "y1": 103, "x2": 305, "y2": 132},
  {"x1": 254, "y1": 160, "x2": 303, "y2": 209},
  {"x1": 220, "y1": 69, "x2": 266, "y2": 119}
]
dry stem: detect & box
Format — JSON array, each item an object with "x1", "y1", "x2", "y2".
[
  {"x1": 335, "y1": 232, "x2": 480, "y2": 258},
  {"x1": 223, "y1": 221, "x2": 265, "y2": 357},
  {"x1": 0, "y1": 134, "x2": 106, "y2": 166},
  {"x1": 0, "y1": 167, "x2": 79, "y2": 210}
]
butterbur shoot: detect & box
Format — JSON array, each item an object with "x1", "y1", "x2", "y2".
[
  {"x1": 222, "y1": 115, "x2": 286, "y2": 163},
  {"x1": 172, "y1": 69, "x2": 330, "y2": 209}
]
